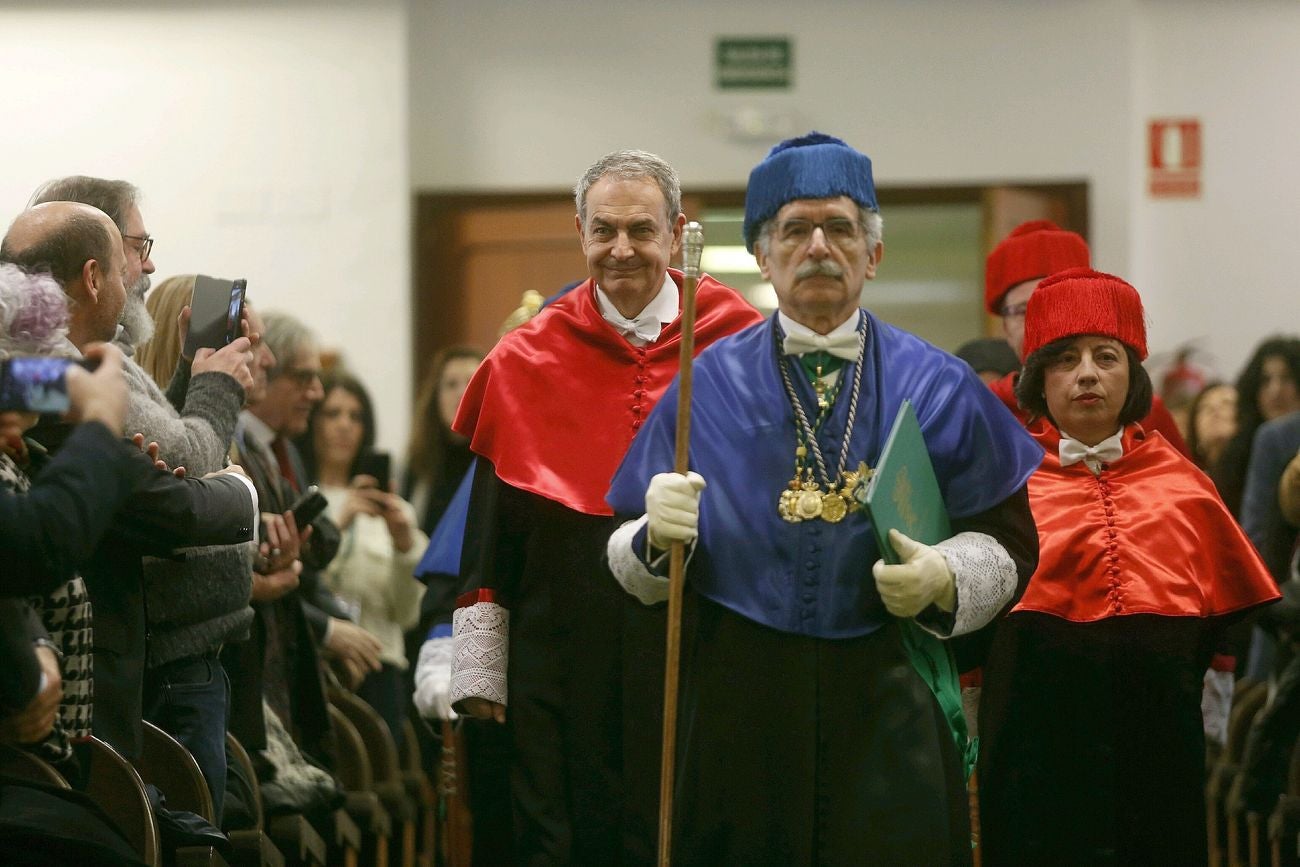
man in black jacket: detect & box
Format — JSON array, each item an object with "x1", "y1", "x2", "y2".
[{"x1": 2, "y1": 202, "x2": 260, "y2": 762}]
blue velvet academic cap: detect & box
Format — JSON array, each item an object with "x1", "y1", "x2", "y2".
[{"x1": 742, "y1": 132, "x2": 878, "y2": 253}]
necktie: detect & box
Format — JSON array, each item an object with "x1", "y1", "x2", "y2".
[
  {"x1": 782, "y1": 329, "x2": 860, "y2": 361},
  {"x1": 1058, "y1": 437, "x2": 1123, "y2": 472},
  {"x1": 271, "y1": 437, "x2": 301, "y2": 493}
]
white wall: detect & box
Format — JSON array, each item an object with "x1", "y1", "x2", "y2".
[
  {"x1": 3, "y1": 0, "x2": 1292, "y2": 450},
  {"x1": 1131, "y1": 0, "x2": 1300, "y2": 379},
  {"x1": 411, "y1": 0, "x2": 1300, "y2": 382},
  {"x1": 0, "y1": 1, "x2": 413, "y2": 454},
  {"x1": 411, "y1": 0, "x2": 1135, "y2": 285}
]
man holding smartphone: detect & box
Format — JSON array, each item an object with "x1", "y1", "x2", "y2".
[
  {"x1": 13, "y1": 178, "x2": 258, "y2": 820},
  {"x1": 1, "y1": 203, "x2": 260, "y2": 779},
  {"x1": 229, "y1": 310, "x2": 383, "y2": 768}
]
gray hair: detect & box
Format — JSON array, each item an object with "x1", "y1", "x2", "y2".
[
  {"x1": 30, "y1": 176, "x2": 140, "y2": 235},
  {"x1": 260, "y1": 310, "x2": 319, "y2": 378},
  {"x1": 0, "y1": 209, "x2": 117, "y2": 287},
  {"x1": 755, "y1": 205, "x2": 883, "y2": 257},
  {"x1": 574, "y1": 150, "x2": 681, "y2": 229},
  {"x1": 0, "y1": 263, "x2": 70, "y2": 359}
]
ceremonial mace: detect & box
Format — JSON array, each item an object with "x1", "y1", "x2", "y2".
[{"x1": 658, "y1": 220, "x2": 703, "y2": 866}]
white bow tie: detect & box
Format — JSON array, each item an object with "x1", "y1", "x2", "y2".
[
  {"x1": 782, "y1": 330, "x2": 860, "y2": 361},
  {"x1": 1058, "y1": 436, "x2": 1123, "y2": 471},
  {"x1": 611, "y1": 314, "x2": 662, "y2": 344}
]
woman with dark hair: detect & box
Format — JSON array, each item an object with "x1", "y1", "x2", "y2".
[
  {"x1": 1185, "y1": 381, "x2": 1238, "y2": 477},
  {"x1": 299, "y1": 370, "x2": 427, "y2": 747},
  {"x1": 977, "y1": 269, "x2": 1279, "y2": 866},
  {"x1": 403, "y1": 346, "x2": 484, "y2": 536},
  {"x1": 1213, "y1": 336, "x2": 1300, "y2": 517}
]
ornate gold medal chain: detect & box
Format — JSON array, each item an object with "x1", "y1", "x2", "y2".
[{"x1": 776, "y1": 324, "x2": 867, "y2": 524}]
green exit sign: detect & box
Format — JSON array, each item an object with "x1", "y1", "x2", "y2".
[{"x1": 715, "y1": 37, "x2": 793, "y2": 89}]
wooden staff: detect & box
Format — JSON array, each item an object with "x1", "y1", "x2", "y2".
[{"x1": 658, "y1": 221, "x2": 704, "y2": 866}]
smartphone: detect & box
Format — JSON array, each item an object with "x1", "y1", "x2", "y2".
[
  {"x1": 0, "y1": 356, "x2": 88, "y2": 413},
  {"x1": 356, "y1": 451, "x2": 391, "y2": 491},
  {"x1": 183, "y1": 275, "x2": 247, "y2": 358},
  {"x1": 289, "y1": 484, "x2": 329, "y2": 528}
]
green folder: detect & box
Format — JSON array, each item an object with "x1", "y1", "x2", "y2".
[
  {"x1": 860, "y1": 399, "x2": 952, "y2": 563},
  {"x1": 858, "y1": 399, "x2": 976, "y2": 779}
]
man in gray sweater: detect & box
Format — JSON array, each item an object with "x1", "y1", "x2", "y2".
[{"x1": 29, "y1": 176, "x2": 257, "y2": 821}]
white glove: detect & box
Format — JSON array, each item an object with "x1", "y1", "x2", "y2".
[
  {"x1": 646, "y1": 471, "x2": 707, "y2": 550},
  {"x1": 871, "y1": 529, "x2": 957, "y2": 619},
  {"x1": 413, "y1": 636, "x2": 457, "y2": 720},
  {"x1": 1202, "y1": 667, "x2": 1234, "y2": 748}
]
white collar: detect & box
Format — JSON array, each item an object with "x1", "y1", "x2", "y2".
[
  {"x1": 594, "y1": 272, "x2": 678, "y2": 346},
  {"x1": 777, "y1": 309, "x2": 861, "y2": 346}
]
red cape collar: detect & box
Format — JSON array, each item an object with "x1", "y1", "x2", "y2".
[
  {"x1": 453, "y1": 270, "x2": 763, "y2": 515},
  {"x1": 1016, "y1": 422, "x2": 1278, "y2": 621}
]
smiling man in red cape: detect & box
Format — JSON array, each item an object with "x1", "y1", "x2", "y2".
[{"x1": 446, "y1": 149, "x2": 761, "y2": 864}]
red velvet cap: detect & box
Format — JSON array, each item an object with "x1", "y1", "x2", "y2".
[
  {"x1": 984, "y1": 220, "x2": 1090, "y2": 313},
  {"x1": 1022, "y1": 268, "x2": 1148, "y2": 361}
]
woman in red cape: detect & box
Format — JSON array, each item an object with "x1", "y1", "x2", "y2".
[{"x1": 977, "y1": 268, "x2": 1279, "y2": 866}]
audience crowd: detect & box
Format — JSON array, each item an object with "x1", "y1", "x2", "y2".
[{"x1": 0, "y1": 160, "x2": 1297, "y2": 867}]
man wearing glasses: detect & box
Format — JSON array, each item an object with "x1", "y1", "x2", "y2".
[
  {"x1": 26, "y1": 175, "x2": 259, "y2": 820},
  {"x1": 984, "y1": 219, "x2": 1189, "y2": 453},
  {"x1": 605, "y1": 133, "x2": 1044, "y2": 862},
  {"x1": 31, "y1": 176, "x2": 156, "y2": 347}
]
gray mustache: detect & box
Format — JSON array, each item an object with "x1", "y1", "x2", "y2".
[{"x1": 795, "y1": 259, "x2": 844, "y2": 279}]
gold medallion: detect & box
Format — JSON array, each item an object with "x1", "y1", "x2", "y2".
[
  {"x1": 796, "y1": 489, "x2": 824, "y2": 520},
  {"x1": 821, "y1": 493, "x2": 848, "y2": 523},
  {"x1": 778, "y1": 489, "x2": 803, "y2": 523}
]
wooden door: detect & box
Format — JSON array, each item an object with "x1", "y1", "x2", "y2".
[{"x1": 413, "y1": 195, "x2": 586, "y2": 371}]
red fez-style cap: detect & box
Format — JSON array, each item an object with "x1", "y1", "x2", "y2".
[
  {"x1": 985, "y1": 220, "x2": 1091, "y2": 314},
  {"x1": 1021, "y1": 267, "x2": 1148, "y2": 361}
]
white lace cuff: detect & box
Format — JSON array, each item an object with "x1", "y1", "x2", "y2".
[
  {"x1": 607, "y1": 516, "x2": 671, "y2": 606},
  {"x1": 451, "y1": 602, "x2": 509, "y2": 707},
  {"x1": 923, "y1": 531, "x2": 1017, "y2": 638}
]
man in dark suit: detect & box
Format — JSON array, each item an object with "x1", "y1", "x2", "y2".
[{"x1": 224, "y1": 305, "x2": 339, "y2": 769}]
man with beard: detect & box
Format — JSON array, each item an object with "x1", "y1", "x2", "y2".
[
  {"x1": 1, "y1": 203, "x2": 258, "y2": 781},
  {"x1": 27, "y1": 176, "x2": 257, "y2": 820}
]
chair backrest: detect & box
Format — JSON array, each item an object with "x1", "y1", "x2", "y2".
[
  {"x1": 83, "y1": 736, "x2": 161, "y2": 867},
  {"x1": 328, "y1": 688, "x2": 401, "y2": 785},
  {"x1": 327, "y1": 703, "x2": 373, "y2": 791},
  {"x1": 0, "y1": 743, "x2": 69, "y2": 788},
  {"x1": 137, "y1": 720, "x2": 215, "y2": 822},
  {"x1": 224, "y1": 732, "x2": 265, "y2": 831},
  {"x1": 400, "y1": 717, "x2": 422, "y2": 774},
  {"x1": 1225, "y1": 681, "x2": 1271, "y2": 763}
]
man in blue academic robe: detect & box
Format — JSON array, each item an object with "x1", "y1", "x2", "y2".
[{"x1": 606, "y1": 133, "x2": 1043, "y2": 865}]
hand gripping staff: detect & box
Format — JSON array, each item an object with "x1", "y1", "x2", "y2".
[{"x1": 658, "y1": 221, "x2": 702, "y2": 866}]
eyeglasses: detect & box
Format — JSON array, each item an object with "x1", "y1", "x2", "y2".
[
  {"x1": 123, "y1": 233, "x2": 154, "y2": 263},
  {"x1": 773, "y1": 218, "x2": 864, "y2": 249},
  {"x1": 1000, "y1": 301, "x2": 1029, "y2": 319},
  {"x1": 281, "y1": 367, "x2": 322, "y2": 388}
]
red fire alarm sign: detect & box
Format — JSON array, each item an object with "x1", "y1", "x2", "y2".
[{"x1": 1149, "y1": 118, "x2": 1201, "y2": 198}]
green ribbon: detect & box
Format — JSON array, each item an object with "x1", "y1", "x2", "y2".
[{"x1": 899, "y1": 620, "x2": 977, "y2": 781}]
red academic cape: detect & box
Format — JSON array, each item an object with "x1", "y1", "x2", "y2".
[
  {"x1": 1016, "y1": 421, "x2": 1279, "y2": 621},
  {"x1": 989, "y1": 370, "x2": 1193, "y2": 459},
  {"x1": 453, "y1": 271, "x2": 762, "y2": 516}
]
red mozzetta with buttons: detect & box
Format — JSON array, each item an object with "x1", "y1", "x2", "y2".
[
  {"x1": 453, "y1": 270, "x2": 762, "y2": 516},
  {"x1": 1014, "y1": 419, "x2": 1278, "y2": 621}
]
